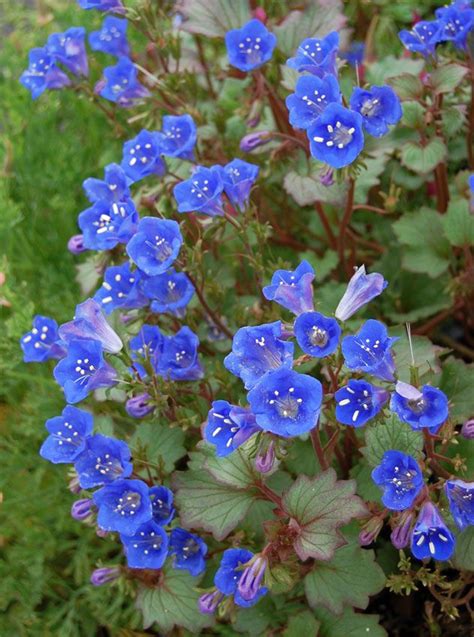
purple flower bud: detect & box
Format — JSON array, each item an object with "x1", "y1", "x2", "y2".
[
  {"x1": 359, "y1": 516, "x2": 384, "y2": 546},
  {"x1": 68, "y1": 475, "x2": 82, "y2": 494},
  {"x1": 240, "y1": 131, "x2": 271, "y2": 152},
  {"x1": 71, "y1": 498, "x2": 93, "y2": 521},
  {"x1": 461, "y1": 419, "x2": 474, "y2": 439},
  {"x1": 390, "y1": 511, "x2": 414, "y2": 549},
  {"x1": 320, "y1": 168, "x2": 334, "y2": 187},
  {"x1": 90, "y1": 567, "x2": 120, "y2": 587},
  {"x1": 255, "y1": 441, "x2": 275, "y2": 474},
  {"x1": 335, "y1": 265, "x2": 388, "y2": 322},
  {"x1": 237, "y1": 556, "x2": 267, "y2": 602},
  {"x1": 198, "y1": 590, "x2": 223, "y2": 615},
  {"x1": 125, "y1": 393, "x2": 154, "y2": 418},
  {"x1": 59, "y1": 298, "x2": 123, "y2": 354},
  {"x1": 68, "y1": 234, "x2": 87, "y2": 254}
]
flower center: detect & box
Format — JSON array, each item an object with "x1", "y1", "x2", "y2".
[
  {"x1": 269, "y1": 388, "x2": 303, "y2": 419},
  {"x1": 128, "y1": 142, "x2": 153, "y2": 167},
  {"x1": 132, "y1": 530, "x2": 163, "y2": 553},
  {"x1": 407, "y1": 397, "x2": 426, "y2": 414},
  {"x1": 360, "y1": 98, "x2": 380, "y2": 118},
  {"x1": 115, "y1": 490, "x2": 141, "y2": 516},
  {"x1": 309, "y1": 326, "x2": 328, "y2": 347},
  {"x1": 74, "y1": 357, "x2": 96, "y2": 385}
]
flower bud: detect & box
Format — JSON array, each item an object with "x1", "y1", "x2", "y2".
[
  {"x1": 461, "y1": 419, "x2": 474, "y2": 439},
  {"x1": 390, "y1": 511, "x2": 414, "y2": 549},
  {"x1": 255, "y1": 441, "x2": 275, "y2": 474},
  {"x1": 359, "y1": 516, "x2": 384, "y2": 546},
  {"x1": 252, "y1": 7, "x2": 267, "y2": 22},
  {"x1": 67, "y1": 234, "x2": 87, "y2": 254},
  {"x1": 125, "y1": 393, "x2": 154, "y2": 418},
  {"x1": 320, "y1": 168, "x2": 334, "y2": 187},
  {"x1": 198, "y1": 590, "x2": 223, "y2": 615},
  {"x1": 237, "y1": 556, "x2": 267, "y2": 602},
  {"x1": 335, "y1": 265, "x2": 387, "y2": 322},
  {"x1": 71, "y1": 498, "x2": 93, "y2": 521},
  {"x1": 68, "y1": 474, "x2": 82, "y2": 494},
  {"x1": 239, "y1": 131, "x2": 271, "y2": 152},
  {"x1": 90, "y1": 567, "x2": 120, "y2": 586}
]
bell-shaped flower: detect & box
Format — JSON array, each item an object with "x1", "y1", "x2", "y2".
[
  {"x1": 169, "y1": 528, "x2": 207, "y2": 576},
  {"x1": 78, "y1": 198, "x2": 139, "y2": 250},
  {"x1": 341, "y1": 319, "x2": 397, "y2": 382},
  {"x1": 294, "y1": 311, "x2": 341, "y2": 358},
  {"x1": 221, "y1": 159, "x2": 259, "y2": 211},
  {"x1": 173, "y1": 166, "x2": 225, "y2": 217},
  {"x1": 20, "y1": 47, "x2": 70, "y2": 100},
  {"x1": 149, "y1": 485, "x2": 175, "y2": 526},
  {"x1": 225, "y1": 19, "x2": 277, "y2": 72},
  {"x1": 335, "y1": 379, "x2": 389, "y2": 427},
  {"x1": 262, "y1": 260, "x2": 315, "y2": 315},
  {"x1": 287, "y1": 32, "x2": 339, "y2": 76},
  {"x1": 129, "y1": 324, "x2": 164, "y2": 375},
  {"x1": 83, "y1": 163, "x2": 130, "y2": 204},
  {"x1": 236, "y1": 556, "x2": 268, "y2": 604},
  {"x1": 47, "y1": 27, "x2": 89, "y2": 77},
  {"x1": 445, "y1": 479, "x2": 474, "y2": 531},
  {"x1": 390, "y1": 382, "x2": 449, "y2": 434},
  {"x1": 214, "y1": 548, "x2": 254, "y2": 595},
  {"x1": 159, "y1": 114, "x2": 197, "y2": 160},
  {"x1": 97, "y1": 56, "x2": 150, "y2": 107},
  {"x1": 286, "y1": 74, "x2": 341, "y2": 130},
  {"x1": 399, "y1": 21, "x2": 443, "y2": 56},
  {"x1": 350, "y1": 86, "x2": 402, "y2": 137},
  {"x1": 40, "y1": 405, "x2": 93, "y2": 464},
  {"x1": 93, "y1": 478, "x2": 152, "y2": 534},
  {"x1": 121, "y1": 129, "x2": 166, "y2": 184},
  {"x1": 308, "y1": 103, "x2": 364, "y2": 169},
  {"x1": 156, "y1": 326, "x2": 203, "y2": 381},
  {"x1": 335, "y1": 265, "x2": 388, "y2": 321},
  {"x1": 205, "y1": 400, "x2": 260, "y2": 456},
  {"x1": 120, "y1": 520, "x2": 169, "y2": 568},
  {"x1": 435, "y1": 5, "x2": 474, "y2": 49},
  {"x1": 411, "y1": 502, "x2": 455, "y2": 561},
  {"x1": 141, "y1": 268, "x2": 194, "y2": 317},
  {"x1": 59, "y1": 298, "x2": 123, "y2": 354},
  {"x1": 94, "y1": 263, "x2": 147, "y2": 314},
  {"x1": 21, "y1": 315, "x2": 66, "y2": 363},
  {"x1": 371, "y1": 450, "x2": 424, "y2": 510},
  {"x1": 126, "y1": 217, "x2": 183, "y2": 276},
  {"x1": 89, "y1": 16, "x2": 130, "y2": 57},
  {"x1": 74, "y1": 434, "x2": 133, "y2": 488},
  {"x1": 78, "y1": 0, "x2": 125, "y2": 11}
]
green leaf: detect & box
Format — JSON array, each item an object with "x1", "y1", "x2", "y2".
[
  {"x1": 439, "y1": 357, "x2": 474, "y2": 422},
  {"x1": 362, "y1": 415, "x2": 424, "y2": 468},
  {"x1": 391, "y1": 328, "x2": 444, "y2": 382},
  {"x1": 453, "y1": 527, "x2": 474, "y2": 571},
  {"x1": 136, "y1": 568, "x2": 214, "y2": 633},
  {"x1": 354, "y1": 155, "x2": 389, "y2": 203},
  {"x1": 388, "y1": 73, "x2": 424, "y2": 100},
  {"x1": 304, "y1": 537, "x2": 386, "y2": 614},
  {"x1": 441, "y1": 106, "x2": 465, "y2": 138},
  {"x1": 401, "y1": 138, "x2": 446, "y2": 175},
  {"x1": 179, "y1": 0, "x2": 251, "y2": 38},
  {"x1": 282, "y1": 470, "x2": 367, "y2": 561},
  {"x1": 314, "y1": 607, "x2": 387, "y2": 637},
  {"x1": 173, "y1": 469, "x2": 258, "y2": 540},
  {"x1": 393, "y1": 207, "x2": 451, "y2": 277},
  {"x1": 400, "y1": 101, "x2": 425, "y2": 128},
  {"x1": 283, "y1": 611, "x2": 321, "y2": 637},
  {"x1": 300, "y1": 250, "x2": 338, "y2": 281},
  {"x1": 349, "y1": 461, "x2": 384, "y2": 502},
  {"x1": 284, "y1": 167, "x2": 347, "y2": 207},
  {"x1": 442, "y1": 198, "x2": 474, "y2": 247},
  {"x1": 234, "y1": 596, "x2": 275, "y2": 635},
  {"x1": 431, "y1": 64, "x2": 468, "y2": 94},
  {"x1": 205, "y1": 445, "x2": 259, "y2": 488},
  {"x1": 130, "y1": 422, "x2": 186, "y2": 474}
]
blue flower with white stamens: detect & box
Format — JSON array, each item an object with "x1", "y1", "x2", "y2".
[
  {"x1": 341, "y1": 319, "x2": 398, "y2": 382},
  {"x1": 21, "y1": 315, "x2": 66, "y2": 363},
  {"x1": 120, "y1": 520, "x2": 169, "y2": 569},
  {"x1": 445, "y1": 479, "x2": 474, "y2": 531},
  {"x1": 130, "y1": 324, "x2": 164, "y2": 375},
  {"x1": 173, "y1": 166, "x2": 226, "y2": 217},
  {"x1": 20, "y1": 47, "x2": 70, "y2": 100},
  {"x1": 225, "y1": 19, "x2": 277, "y2": 73},
  {"x1": 294, "y1": 311, "x2": 341, "y2": 358},
  {"x1": 141, "y1": 268, "x2": 195, "y2": 317},
  {"x1": 390, "y1": 382, "x2": 449, "y2": 434},
  {"x1": 97, "y1": 57, "x2": 150, "y2": 107},
  {"x1": 287, "y1": 32, "x2": 339, "y2": 77},
  {"x1": 149, "y1": 485, "x2": 175, "y2": 526},
  {"x1": 47, "y1": 27, "x2": 89, "y2": 77},
  {"x1": 307, "y1": 103, "x2": 364, "y2": 169},
  {"x1": 78, "y1": 198, "x2": 139, "y2": 251},
  {"x1": 205, "y1": 400, "x2": 260, "y2": 456},
  {"x1": 350, "y1": 85, "x2": 402, "y2": 137},
  {"x1": 399, "y1": 21, "x2": 443, "y2": 56},
  {"x1": 159, "y1": 114, "x2": 197, "y2": 160},
  {"x1": 214, "y1": 548, "x2": 268, "y2": 608},
  {"x1": 94, "y1": 263, "x2": 147, "y2": 314},
  {"x1": 335, "y1": 379, "x2": 389, "y2": 427},
  {"x1": 94, "y1": 478, "x2": 152, "y2": 535},
  {"x1": 40, "y1": 406, "x2": 93, "y2": 464},
  {"x1": 83, "y1": 163, "x2": 130, "y2": 204},
  {"x1": 222, "y1": 159, "x2": 259, "y2": 211},
  {"x1": 126, "y1": 217, "x2": 183, "y2": 276},
  {"x1": 157, "y1": 326, "x2": 203, "y2": 381},
  {"x1": 371, "y1": 450, "x2": 424, "y2": 510},
  {"x1": 74, "y1": 434, "x2": 133, "y2": 489},
  {"x1": 89, "y1": 17, "x2": 130, "y2": 57},
  {"x1": 411, "y1": 502, "x2": 455, "y2": 561},
  {"x1": 170, "y1": 528, "x2": 207, "y2": 576},
  {"x1": 121, "y1": 130, "x2": 166, "y2": 184},
  {"x1": 286, "y1": 74, "x2": 341, "y2": 130},
  {"x1": 247, "y1": 368, "x2": 322, "y2": 437},
  {"x1": 78, "y1": 0, "x2": 125, "y2": 11},
  {"x1": 224, "y1": 321, "x2": 294, "y2": 390},
  {"x1": 436, "y1": 5, "x2": 474, "y2": 49},
  {"x1": 262, "y1": 260, "x2": 315, "y2": 316}
]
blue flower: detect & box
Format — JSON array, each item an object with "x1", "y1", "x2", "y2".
[
  {"x1": 214, "y1": 548, "x2": 254, "y2": 595},
  {"x1": 436, "y1": 5, "x2": 474, "y2": 49},
  {"x1": 126, "y1": 393, "x2": 154, "y2": 418},
  {"x1": 47, "y1": 27, "x2": 89, "y2": 77},
  {"x1": 224, "y1": 321, "x2": 294, "y2": 390},
  {"x1": 371, "y1": 450, "x2": 424, "y2": 510},
  {"x1": 89, "y1": 17, "x2": 130, "y2": 57},
  {"x1": 149, "y1": 485, "x2": 175, "y2": 526},
  {"x1": 83, "y1": 163, "x2": 130, "y2": 204},
  {"x1": 294, "y1": 311, "x2": 341, "y2": 358},
  {"x1": 335, "y1": 265, "x2": 388, "y2": 322},
  {"x1": 173, "y1": 166, "x2": 225, "y2": 217},
  {"x1": 77, "y1": 0, "x2": 125, "y2": 11},
  {"x1": 335, "y1": 379, "x2": 389, "y2": 427},
  {"x1": 157, "y1": 326, "x2": 203, "y2": 381},
  {"x1": 390, "y1": 382, "x2": 449, "y2": 434},
  {"x1": 159, "y1": 114, "x2": 197, "y2": 160},
  {"x1": 262, "y1": 260, "x2": 315, "y2": 315},
  {"x1": 141, "y1": 268, "x2": 195, "y2": 316},
  {"x1": 126, "y1": 217, "x2": 183, "y2": 276},
  {"x1": 40, "y1": 406, "x2": 93, "y2": 464},
  {"x1": 225, "y1": 19, "x2": 277, "y2": 72},
  {"x1": 350, "y1": 86, "x2": 402, "y2": 137},
  {"x1": 205, "y1": 400, "x2": 260, "y2": 456},
  {"x1": 445, "y1": 479, "x2": 474, "y2": 531},
  {"x1": 94, "y1": 263, "x2": 147, "y2": 314},
  {"x1": 59, "y1": 298, "x2": 123, "y2": 354},
  {"x1": 399, "y1": 21, "x2": 443, "y2": 57},
  {"x1": 20, "y1": 47, "x2": 70, "y2": 100},
  {"x1": 53, "y1": 339, "x2": 117, "y2": 403},
  {"x1": 97, "y1": 57, "x2": 150, "y2": 107},
  {"x1": 130, "y1": 325, "x2": 164, "y2": 374},
  {"x1": 121, "y1": 130, "x2": 166, "y2": 184},
  {"x1": 169, "y1": 528, "x2": 207, "y2": 576},
  {"x1": 341, "y1": 42, "x2": 365, "y2": 67},
  {"x1": 308, "y1": 103, "x2": 364, "y2": 169},
  {"x1": 221, "y1": 159, "x2": 259, "y2": 210},
  {"x1": 74, "y1": 434, "x2": 133, "y2": 488},
  {"x1": 341, "y1": 319, "x2": 397, "y2": 382},
  {"x1": 78, "y1": 199, "x2": 139, "y2": 250},
  {"x1": 286, "y1": 74, "x2": 341, "y2": 130},
  {"x1": 236, "y1": 556, "x2": 267, "y2": 604},
  {"x1": 93, "y1": 478, "x2": 152, "y2": 534},
  {"x1": 411, "y1": 502, "x2": 455, "y2": 561},
  {"x1": 287, "y1": 32, "x2": 339, "y2": 77},
  {"x1": 248, "y1": 368, "x2": 323, "y2": 437},
  {"x1": 120, "y1": 520, "x2": 169, "y2": 569},
  {"x1": 21, "y1": 315, "x2": 66, "y2": 363}
]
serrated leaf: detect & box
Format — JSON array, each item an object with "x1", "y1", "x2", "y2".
[
  {"x1": 304, "y1": 537, "x2": 386, "y2": 614},
  {"x1": 179, "y1": 0, "x2": 251, "y2": 38},
  {"x1": 367, "y1": 56, "x2": 424, "y2": 85},
  {"x1": 350, "y1": 461, "x2": 384, "y2": 502},
  {"x1": 354, "y1": 155, "x2": 388, "y2": 203},
  {"x1": 282, "y1": 470, "x2": 367, "y2": 561},
  {"x1": 136, "y1": 568, "x2": 214, "y2": 633},
  {"x1": 173, "y1": 469, "x2": 258, "y2": 540},
  {"x1": 283, "y1": 611, "x2": 321, "y2": 637},
  {"x1": 234, "y1": 596, "x2": 275, "y2": 635},
  {"x1": 400, "y1": 101, "x2": 425, "y2": 128},
  {"x1": 388, "y1": 73, "x2": 424, "y2": 100},
  {"x1": 441, "y1": 105, "x2": 465, "y2": 138},
  {"x1": 130, "y1": 422, "x2": 186, "y2": 474},
  {"x1": 453, "y1": 527, "x2": 474, "y2": 571},
  {"x1": 205, "y1": 445, "x2": 258, "y2": 488},
  {"x1": 431, "y1": 64, "x2": 468, "y2": 93},
  {"x1": 284, "y1": 168, "x2": 347, "y2": 207},
  {"x1": 439, "y1": 357, "x2": 474, "y2": 421},
  {"x1": 442, "y1": 198, "x2": 474, "y2": 247},
  {"x1": 362, "y1": 415, "x2": 424, "y2": 468},
  {"x1": 401, "y1": 138, "x2": 446, "y2": 175},
  {"x1": 314, "y1": 607, "x2": 387, "y2": 637}
]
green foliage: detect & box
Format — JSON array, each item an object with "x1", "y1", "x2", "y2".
[{"x1": 362, "y1": 415, "x2": 424, "y2": 467}]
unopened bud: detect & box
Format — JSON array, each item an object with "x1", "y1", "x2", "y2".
[
  {"x1": 125, "y1": 393, "x2": 154, "y2": 418},
  {"x1": 461, "y1": 419, "x2": 474, "y2": 439},
  {"x1": 255, "y1": 441, "x2": 275, "y2": 474},
  {"x1": 359, "y1": 516, "x2": 384, "y2": 546},
  {"x1": 90, "y1": 567, "x2": 120, "y2": 586},
  {"x1": 240, "y1": 131, "x2": 271, "y2": 152},
  {"x1": 71, "y1": 498, "x2": 93, "y2": 521},
  {"x1": 198, "y1": 590, "x2": 223, "y2": 614},
  {"x1": 390, "y1": 511, "x2": 414, "y2": 550}
]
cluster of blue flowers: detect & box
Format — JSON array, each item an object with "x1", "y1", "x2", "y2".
[{"x1": 399, "y1": 0, "x2": 474, "y2": 56}]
